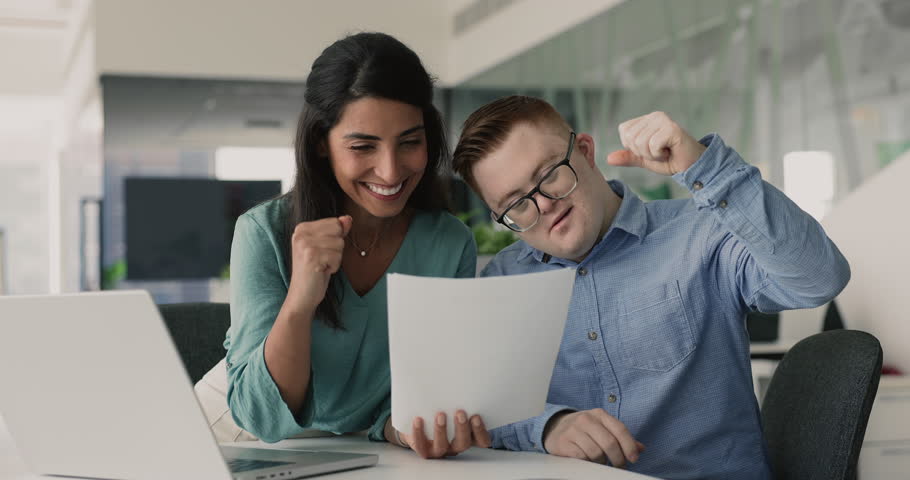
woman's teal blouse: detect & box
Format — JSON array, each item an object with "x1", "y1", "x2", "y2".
[{"x1": 224, "y1": 198, "x2": 476, "y2": 443}]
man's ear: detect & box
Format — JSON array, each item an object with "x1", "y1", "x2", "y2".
[{"x1": 575, "y1": 133, "x2": 597, "y2": 169}]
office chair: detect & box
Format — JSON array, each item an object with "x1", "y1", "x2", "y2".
[
  {"x1": 157, "y1": 303, "x2": 231, "y2": 384},
  {"x1": 761, "y1": 329, "x2": 882, "y2": 480}
]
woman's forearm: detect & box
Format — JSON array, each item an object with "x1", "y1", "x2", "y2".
[{"x1": 263, "y1": 296, "x2": 317, "y2": 414}]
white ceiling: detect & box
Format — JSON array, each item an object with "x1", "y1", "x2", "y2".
[
  {"x1": 0, "y1": 0, "x2": 78, "y2": 95},
  {"x1": 0, "y1": 0, "x2": 72, "y2": 26}
]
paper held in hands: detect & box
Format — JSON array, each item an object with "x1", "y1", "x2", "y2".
[{"x1": 388, "y1": 268, "x2": 575, "y2": 440}]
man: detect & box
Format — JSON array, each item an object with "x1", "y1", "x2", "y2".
[{"x1": 452, "y1": 95, "x2": 850, "y2": 479}]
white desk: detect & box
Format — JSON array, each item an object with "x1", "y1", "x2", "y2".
[
  {"x1": 749, "y1": 339, "x2": 796, "y2": 357},
  {"x1": 749, "y1": 340, "x2": 795, "y2": 403},
  {"x1": 859, "y1": 376, "x2": 910, "y2": 479},
  {"x1": 1, "y1": 415, "x2": 657, "y2": 480}
]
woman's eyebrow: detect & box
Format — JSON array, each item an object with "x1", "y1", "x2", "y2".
[
  {"x1": 398, "y1": 125, "x2": 424, "y2": 137},
  {"x1": 343, "y1": 124, "x2": 424, "y2": 141},
  {"x1": 343, "y1": 132, "x2": 380, "y2": 141}
]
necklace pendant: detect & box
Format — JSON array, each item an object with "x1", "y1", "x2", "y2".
[{"x1": 360, "y1": 250, "x2": 367, "y2": 257}]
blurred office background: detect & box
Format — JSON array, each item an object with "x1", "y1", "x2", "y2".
[
  {"x1": 2, "y1": 0, "x2": 909, "y2": 475},
  {"x1": 0, "y1": 0, "x2": 907, "y2": 313}
]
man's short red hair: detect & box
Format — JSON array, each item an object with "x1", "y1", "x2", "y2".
[{"x1": 453, "y1": 95, "x2": 571, "y2": 191}]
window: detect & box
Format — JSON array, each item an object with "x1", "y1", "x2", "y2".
[
  {"x1": 783, "y1": 151, "x2": 835, "y2": 220},
  {"x1": 215, "y1": 147, "x2": 295, "y2": 193}
]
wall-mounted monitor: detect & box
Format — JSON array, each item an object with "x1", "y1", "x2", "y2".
[{"x1": 125, "y1": 178, "x2": 281, "y2": 280}]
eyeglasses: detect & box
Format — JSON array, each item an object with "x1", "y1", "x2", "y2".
[{"x1": 492, "y1": 131, "x2": 579, "y2": 232}]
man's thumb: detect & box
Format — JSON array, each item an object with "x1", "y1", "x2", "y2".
[{"x1": 606, "y1": 149, "x2": 641, "y2": 167}]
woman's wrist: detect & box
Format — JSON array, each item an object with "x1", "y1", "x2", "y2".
[
  {"x1": 280, "y1": 292, "x2": 318, "y2": 323},
  {"x1": 394, "y1": 429, "x2": 407, "y2": 449},
  {"x1": 384, "y1": 417, "x2": 409, "y2": 449}
]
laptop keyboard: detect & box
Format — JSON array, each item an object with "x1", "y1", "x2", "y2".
[{"x1": 227, "y1": 458, "x2": 294, "y2": 473}]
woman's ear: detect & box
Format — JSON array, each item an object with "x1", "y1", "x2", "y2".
[
  {"x1": 317, "y1": 139, "x2": 329, "y2": 158},
  {"x1": 575, "y1": 133, "x2": 597, "y2": 169}
]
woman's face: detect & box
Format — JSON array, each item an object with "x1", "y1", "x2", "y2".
[{"x1": 326, "y1": 97, "x2": 428, "y2": 219}]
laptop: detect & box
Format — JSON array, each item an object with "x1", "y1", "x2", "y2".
[{"x1": 0, "y1": 290, "x2": 378, "y2": 480}]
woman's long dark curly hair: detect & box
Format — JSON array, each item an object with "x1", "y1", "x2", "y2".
[{"x1": 287, "y1": 32, "x2": 451, "y2": 329}]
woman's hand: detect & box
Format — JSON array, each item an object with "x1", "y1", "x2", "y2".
[
  {"x1": 388, "y1": 411, "x2": 492, "y2": 458},
  {"x1": 287, "y1": 215, "x2": 353, "y2": 312}
]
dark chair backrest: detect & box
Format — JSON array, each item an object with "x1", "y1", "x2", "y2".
[
  {"x1": 761, "y1": 329, "x2": 882, "y2": 480},
  {"x1": 157, "y1": 303, "x2": 231, "y2": 384}
]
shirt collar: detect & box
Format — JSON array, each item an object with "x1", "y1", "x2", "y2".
[
  {"x1": 605, "y1": 180, "x2": 648, "y2": 242},
  {"x1": 514, "y1": 179, "x2": 648, "y2": 265}
]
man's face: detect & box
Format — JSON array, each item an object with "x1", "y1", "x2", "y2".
[{"x1": 472, "y1": 122, "x2": 608, "y2": 262}]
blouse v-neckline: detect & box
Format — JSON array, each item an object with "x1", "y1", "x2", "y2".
[{"x1": 338, "y1": 212, "x2": 421, "y2": 303}]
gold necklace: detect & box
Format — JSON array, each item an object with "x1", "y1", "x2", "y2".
[{"x1": 349, "y1": 216, "x2": 396, "y2": 257}]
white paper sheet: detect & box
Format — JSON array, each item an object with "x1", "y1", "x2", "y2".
[{"x1": 388, "y1": 268, "x2": 575, "y2": 440}]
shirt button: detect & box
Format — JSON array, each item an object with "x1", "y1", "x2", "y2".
[
  {"x1": 578, "y1": 267, "x2": 588, "y2": 276},
  {"x1": 608, "y1": 394, "x2": 617, "y2": 403},
  {"x1": 719, "y1": 199, "x2": 728, "y2": 208},
  {"x1": 588, "y1": 331, "x2": 598, "y2": 341},
  {"x1": 692, "y1": 181, "x2": 703, "y2": 191}
]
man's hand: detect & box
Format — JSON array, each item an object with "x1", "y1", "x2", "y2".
[
  {"x1": 387, "y1": 411, "x2": 491, "y2": 459},
  {"x1": 607, "y1": 111, "x2": 707, "y2": 176},
  {"x1": 543, "y1": 409, "x2": 645, "y2": 468}
]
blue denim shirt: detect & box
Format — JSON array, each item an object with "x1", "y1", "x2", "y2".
[{"x1": 482, "y1": 134, "x2": 850, "y2": 479}]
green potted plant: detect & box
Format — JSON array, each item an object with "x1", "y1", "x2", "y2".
[{"x1": 457, "y1": 210, "x2": 518, "y2": 272}]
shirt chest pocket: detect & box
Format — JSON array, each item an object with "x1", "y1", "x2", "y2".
[{"x1": 616, "y1": 281, "x2": 696, "y2": 372}]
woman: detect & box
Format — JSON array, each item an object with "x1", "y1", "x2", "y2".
[{"x1": 195, "y1": 32, "x2": 489, "y2": 458}]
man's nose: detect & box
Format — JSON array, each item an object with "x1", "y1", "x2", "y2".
[{"x1": 534, "y1": 191, "x2": 557, "y2": 214}]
